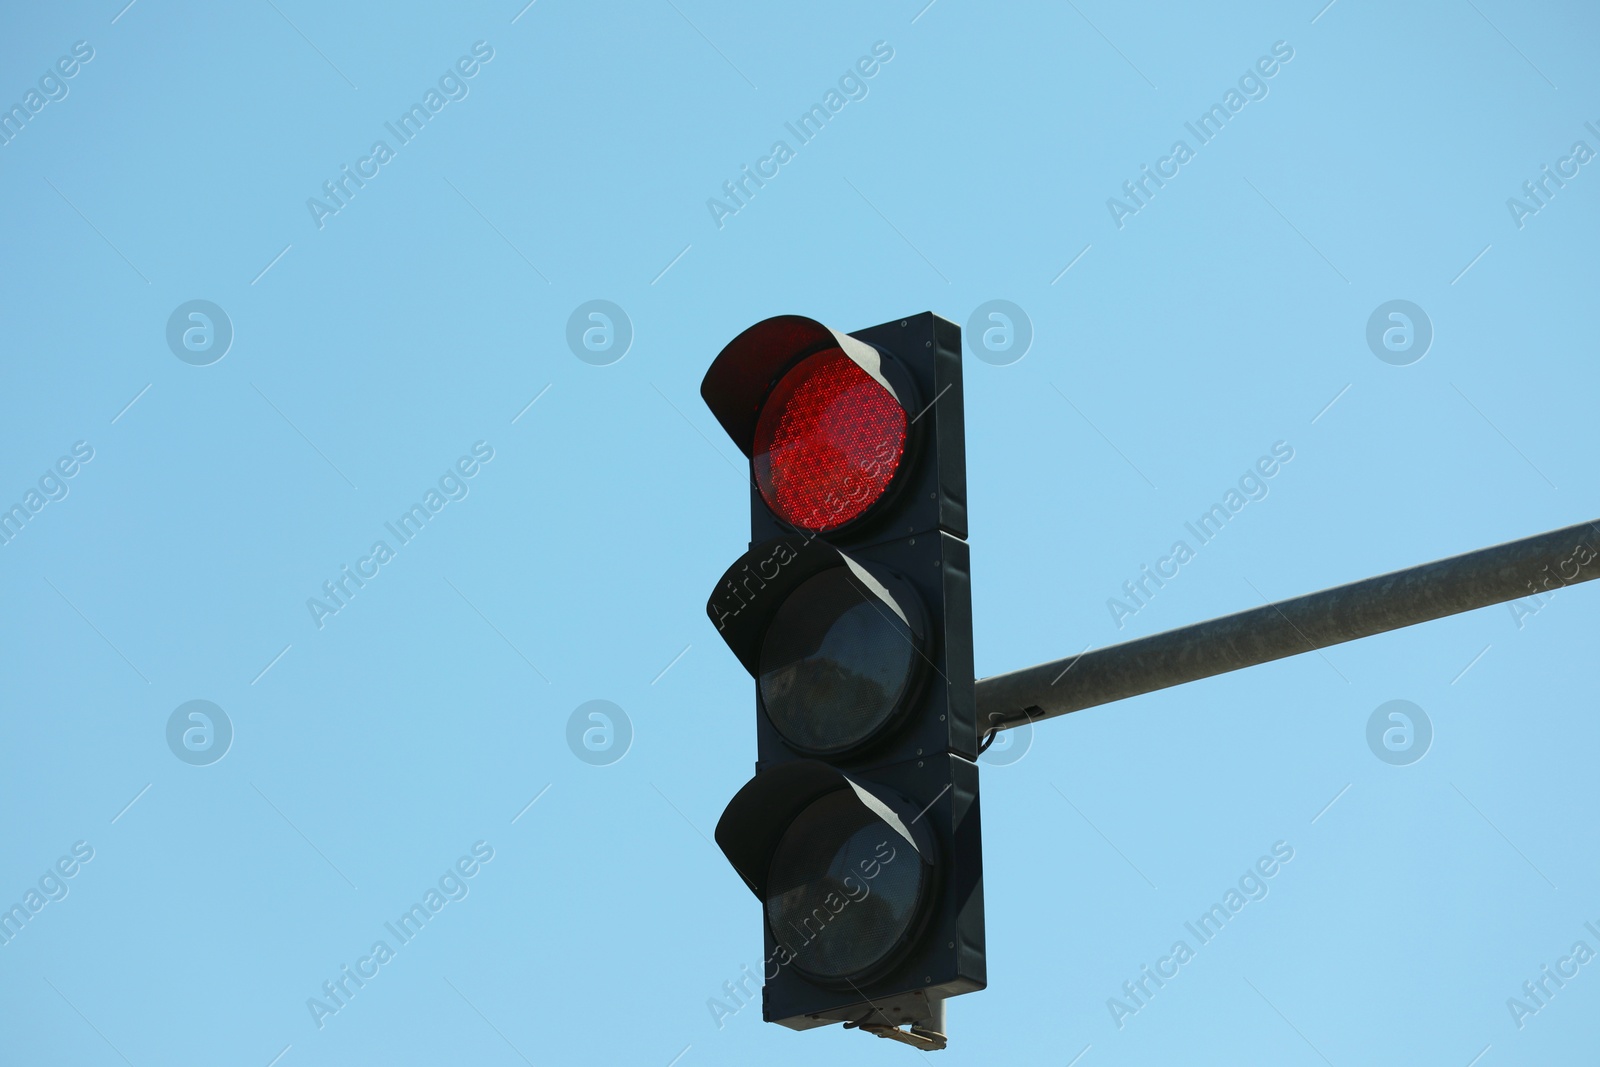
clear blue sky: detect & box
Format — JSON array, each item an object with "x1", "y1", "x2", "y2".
[{"x1": 2, "y1": 1, "x2": 1596, "y2": 1064}]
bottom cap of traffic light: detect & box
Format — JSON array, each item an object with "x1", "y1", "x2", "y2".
[{"x1": 714, "y1": 756, "x2": 985, "y2": 1042}]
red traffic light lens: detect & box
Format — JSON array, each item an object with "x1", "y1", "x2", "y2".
[{"x1": 753, "y1": 349, "x2": 907, "y2": 532}]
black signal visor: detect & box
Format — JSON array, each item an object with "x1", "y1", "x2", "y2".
[
  {"x1": 714, "y1": 760, "x2": 933, "y2": 902},
  {"x1": 700, "y1": 315, "x2": 904, "y2": 460},
  {"x1": 705, "y1": 536, "x2": 925, "y2": 678}
]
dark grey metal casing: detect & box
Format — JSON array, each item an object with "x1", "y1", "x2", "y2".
[{"x1": 702, "y1": 312, "x2": 985, "y2": 1034}]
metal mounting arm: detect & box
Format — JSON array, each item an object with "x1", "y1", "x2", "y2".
[{"x1": 976, "y1": 518, "x2": 1600, "y2": 735}]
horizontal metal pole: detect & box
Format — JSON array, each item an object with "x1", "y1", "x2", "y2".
[{"x1": 976, "y1": 518, "x2": 1600, "y2": 734}]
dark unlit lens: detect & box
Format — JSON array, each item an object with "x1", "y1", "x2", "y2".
[
  {"x1": 758, "y1": 568, "x2": 916, "y2": 755},
  {"x1": 764, "y1": 789, "x2": 924, "y2": 981}
]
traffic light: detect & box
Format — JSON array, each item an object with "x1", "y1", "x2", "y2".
[{"x1": 701, "y1": 313, "x2": 984, "y2": 1050}]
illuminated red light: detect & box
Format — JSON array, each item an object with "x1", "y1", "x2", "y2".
[{"x1": 752, "y1": 348, "x2": 907, "y2": 531}]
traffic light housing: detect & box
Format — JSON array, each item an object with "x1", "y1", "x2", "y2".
[{"x1": 702, "y1": 313, "x2": 984, "y2": 1049}]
